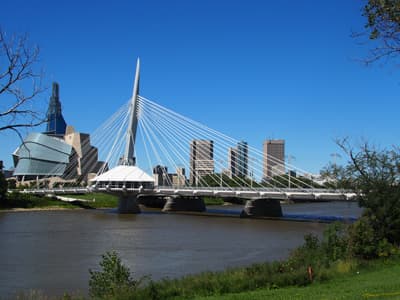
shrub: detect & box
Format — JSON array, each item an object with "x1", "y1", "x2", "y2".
[
  {"x1": 321, "y1": 222, "x2": 349, "y2": 263},
  {"x1": 286, "y1": 233, "x2": 323, "y2": 271},
  {"x1": 7, "y1": 178, "x2": 16, "y2": 189},
  {"x1": 89, "y1": 251, "x2": 144, "y2": 299},
  {"x1": 348, "y1": 216, "x2": 380, "y2": 259}
]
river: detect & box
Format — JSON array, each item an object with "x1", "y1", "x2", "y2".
[{"x1": 0, "y1": 202, "x2": 362, "y2": 297}]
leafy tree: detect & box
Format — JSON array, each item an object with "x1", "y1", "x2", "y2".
[
  {"x1": 270, "y1": 174, "x2": 323, "y2": 189},
  {"x1": 197, "y1": 173, "x2": 260, "y2": 187},
  {"x1": 89, "y1": 251, "x2": 144, "y2": 298},
  {"x1": 359, "y1": 0, "x2": 400, "y2": 64},
  {"x1": 7, "y1": 178, "x2": 16, "y2": 189},
  {"x1": 0, "y1": 28, "x2": 45, "y2": 137},
  {"x1": 320, "y1": 163, "x2": 356, "y2": 189},
  {"x1": 326, "y1": 139, "x2": 400, "y2": 247}
]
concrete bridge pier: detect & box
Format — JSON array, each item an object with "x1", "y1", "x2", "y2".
[
  {"x1": 240, "y1": 198, "x2": 283, "y2": 218},
  {"x1": 118, "y1": 194, "x2": 141, "y2": 214},
  {"x1": 162, "y1": 196, "x2": 206, "y2": 212}
]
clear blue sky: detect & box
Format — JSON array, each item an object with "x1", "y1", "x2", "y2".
[{"x1": 0, "y1": 0, "x2": 398, "y2": 173}]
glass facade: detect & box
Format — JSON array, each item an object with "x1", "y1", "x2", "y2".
[{"x1": 13, "y1": 132, "x2": 72, "y2": 177}]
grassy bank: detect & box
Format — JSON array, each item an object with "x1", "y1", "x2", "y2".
[
  {"x1": 0, "y1": 192, "x2": 77, "y2": 210},
  {"x1": 193, "y1": 260, "x2": 400, "y2": 300},
  {"x1": 84, "y1": 221, "x2": 400, "y2": 299},
  {"x1": 63, "y1": 193, "x2": 118, "y2": 208},
  {"x1": 0, "y1": 192, "x2": 118, "y2": 210},
  {"x1": 83, "y1": 254, "x2": 400, "y2": 300},
  {"x1": 14, "y1": 257, "x2": 400, "y2": 299},
  {"x1": 90, "y1": 258, "x2": 400, "y2": 300}
]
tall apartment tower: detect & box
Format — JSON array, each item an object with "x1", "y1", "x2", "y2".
[
  {"x1": 228, "y1": 141, "x2": 248, "y2": 178},
  {"x1": 190, "y1": 140, "x2": 214, "y2": 186},
  {"x1": 263, "y1": 139, "x2": 285, "y2": 180}
]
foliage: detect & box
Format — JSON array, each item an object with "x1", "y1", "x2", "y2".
[
  {"x1": 347, "y1": 216, "x2": 400, "y2": 259},
  {"x1": 0, "y1": 28, "x2": 45, "y2": 135},
  {"x1": 192, "y1": 259, "x2": 400, "y2": 300},
  {"x1": 285, "y1": 222, "x2": 351, "y2": 276},
  {"x1": 199, "y1": 173, "x2": 323, "y2": 189},
  {"x1": 320, "y1": 163, "x2": 356, "y2": 189},
  {"x1": 270, "y1": 174, "x2": 323, "y2": 189},
  {"x1": 0, "y1": 171, "x2": 7, "y2": 200},
  {"x1": 63, "y1": 193, "x2": 118, "y2": 208},
  {"x1": 198, "y1": 173, "x2": 263, "y2": 188},
  {"x1": 0, "y1": 192, "x2": 76, "y2": 209},
  {"x1": 358, "y1": 0, "x2": 400, "y2": 64},
  {"x1": 321, "y1": 222, "x2": 349, "y2": 263},
  {"x1": 89, "y1": 251, "x2": 143, "y2": 299},
  {"x1": 321, "y1": 140, "x2": 400, "y2": 249},
  {"x1": 96, "y1": 224, "x2": 356, "y2": 300},
  {"x1": 202, "y1": 196, "x2": 225, "y2": 205},
  {"x1": 7, "y1": 178, "x2": 16, "y2": 189}
]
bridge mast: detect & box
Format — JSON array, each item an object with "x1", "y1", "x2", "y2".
[{"x1": 121, "y1": 58, "x2": 140, "y2": 166}]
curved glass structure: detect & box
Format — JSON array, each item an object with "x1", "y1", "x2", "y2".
[{"x1": 13, "y1": 133, "x2": 72, "y2": 177}]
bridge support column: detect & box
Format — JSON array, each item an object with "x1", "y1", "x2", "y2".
[
  {"x1": 137, "y1": 195, "x2": 166, "y2": 208},
  {"x1": 162, "y1": 196, "x2": 206, "y2": 212},
  {"x1": 240, "y1": 198, "x2": 283, "y2": 218},
  {"x1": 118, "y1": 194, "x2": 141, "y2": 214}
]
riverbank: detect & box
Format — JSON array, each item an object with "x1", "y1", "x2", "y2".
[
  {"x1": 0, "y1": 192, "x2": 78, "y2": 211},
  {"x1": 123, "y1": 257, "x2": 400, "y2": 300},
  {"x1": 192, "y1": 259, "x2": 400, "y2": 300},
  {"x1": 0, "y1": 192, "x2": 118, "y2": 211},
  {"x1": 0, "y1": 206, "x2": 81, "y2": 213},
  {"x1": 12, "y1": 258, "x2": 400, "y2": 299}
]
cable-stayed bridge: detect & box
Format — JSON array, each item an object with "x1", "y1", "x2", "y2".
[{"x1": 26, "y1": 59, "x2": 355, "y2": 215}]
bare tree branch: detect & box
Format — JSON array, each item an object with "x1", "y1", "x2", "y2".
[{"x1": 0, "y1": 27, "x2": 46, "y2": 136}]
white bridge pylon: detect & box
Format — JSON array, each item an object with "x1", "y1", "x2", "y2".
[
  {"x1": 91, "y1": 58, "x2": 155, "y2": 190},
  {"x1": 87, "y1": 59, "x2": 351, "y2": 201}
]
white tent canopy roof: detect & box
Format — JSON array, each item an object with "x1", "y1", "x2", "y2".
[{"x1": 92, "y1": 165, "x2": 154, "y2": 183}]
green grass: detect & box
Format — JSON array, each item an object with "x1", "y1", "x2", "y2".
[
  {"x1": 203, "y1": 197, "x2": 225, "y2": 206},
  {"x1": 63, "y1": 193, "x2": 118, "y2": 208},
  {"x1": 13, "y1": 258, "x2": 400, "y2": 300},
  {"x1": 0, "y1": 192, "x2": 118, "y2": 210},
  {"x1": 193, "y1": 260, "x2": 400, "y2": 300},
  {"x1": 0, "y1": 192, "x2": 77, "y2": 210}
]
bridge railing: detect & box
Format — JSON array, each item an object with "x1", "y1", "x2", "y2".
[{"x1": 154, "y1": 185, "x2": 353, "y2": 194}]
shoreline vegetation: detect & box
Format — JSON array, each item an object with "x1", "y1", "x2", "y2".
[
  {"x1": 0, "y1": 192, "x2": 119, "y2": 211},
  {"x1": 80, "y1": 220, "x2": 400, "y2": 300},
  {"x1": 0, "y1": 192, "x2": 231, "y2": 212},
  {"x1": 13, "y1": 239, "x2": 400, "y2": 300}
]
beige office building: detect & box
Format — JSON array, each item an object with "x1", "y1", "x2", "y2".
[
  {"x1": 190, "y1": 140, "x2": 214, "y2": 186},
  {"x1": 263, "y1": 139, "x2": 285, "y2": 180}
]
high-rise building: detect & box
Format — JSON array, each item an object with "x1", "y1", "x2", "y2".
[
  {"x1": 153, "y1": 165, "x2": 169, "y2": 186},
  {"x1": 190, "y1": 140, "x2": 214, "y2": 186},
  {"x1": 237, "y1": 141, "x2": 248, "y2": 177},
  {"x1": 45, "y1": 82, "x2": 67, "y2": 136},
  {"x1": 228, "y1": 141, "x2": 248, "y2": 178},
  {"x1": 263, "y1": 139, "x2": 285, "y2": 180}
]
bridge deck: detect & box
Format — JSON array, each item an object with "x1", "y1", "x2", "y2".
[{"x1": 22, "y1": 186, "x2": 357, "y2": 201}]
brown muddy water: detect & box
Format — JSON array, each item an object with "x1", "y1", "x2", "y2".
[{"x1": 0, "y1": 202, "x2": 362, "y2": 297}]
